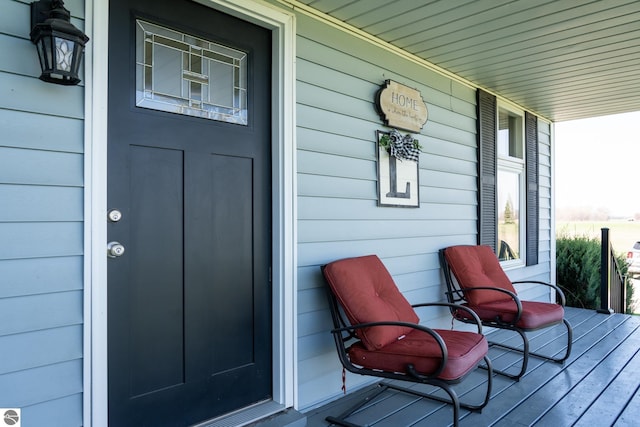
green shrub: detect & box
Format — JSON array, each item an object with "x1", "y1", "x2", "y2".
[
  {"x1": 556, "y1": 234, "x2": 600, "y2": 308},
  {"x1": 556, "y1": 233, "x2": 635, "y2": 313}
]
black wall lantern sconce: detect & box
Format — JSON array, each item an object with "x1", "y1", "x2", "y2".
[{"x1": 30, "y1": 0, "x2": 89, "y2": 85}]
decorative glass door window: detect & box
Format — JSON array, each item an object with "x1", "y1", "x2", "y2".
[{"x1": 136, "y1": 20, "x2": 248, "y2": 125}]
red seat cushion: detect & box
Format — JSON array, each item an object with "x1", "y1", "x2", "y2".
[
  {"x1": 323, "y1": 255, "x2": 419, "y2": 350},
  {"x1": 444, "y1": 245, "x2": 517, "y2": 305},
  {"x1": 348, "y1": 329, "x2": 488, "y2": 381},
  {"x1": 459, "y1": 300, "x2": 564, "y2": 329}
]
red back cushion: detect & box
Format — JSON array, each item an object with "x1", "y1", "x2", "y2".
[
  {"x1": 323, "y1": 255, "x2": 419, "y2": 350},
  {"x1": 444, "y1": 245, "x2": 516, "y2": 305}
]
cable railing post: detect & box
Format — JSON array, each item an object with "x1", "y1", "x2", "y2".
[
  {"x1": 597, "y1": 228, "x2": 614, "y2": 314},
  {"x1": 618, "y1": 264, "x2": 627, "y2": 313},
  {"x1": 610, "y1": 250, "x2": 625, "y2": 313}
]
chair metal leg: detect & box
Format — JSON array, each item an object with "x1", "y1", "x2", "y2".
[
  {"x1": 325, "y1": 358, "x2": 494, "y2": 427},
  {"x1": 388, "y1": 356, "x2": 493, "y2": 426},
  {"x1": 383, "y1": 381, "x2": 461, "y2": 427},
  {"x1": 528, "y1": 318, "x2": 573, "y2": 364},
  {"x1": 478, "y1": 356, "x2": 493, "y2": 411},
  {"x1": 486, "y1": 318, "x2": 573, "y2": 381},
  {"x1": 325, "y1": 383, "x2": 389, "y2": 427},
  {"x1": 487, "y1": 327, "x2": 529, "y2": 381}
]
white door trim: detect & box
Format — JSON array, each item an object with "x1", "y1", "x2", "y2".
[{"x1": 84, "y1": 1, "x2": 297, "y2": 425}]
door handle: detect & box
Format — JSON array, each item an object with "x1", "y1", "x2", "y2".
[{"x1": 107, "y1": 241, "x2": 125, "y2": 258}]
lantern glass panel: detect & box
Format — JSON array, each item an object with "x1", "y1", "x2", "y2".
[
  {"x1": 55, "y1": 37, "x2": 75, "y2": 72},
  {"x1": 44, "y1": 36, "x2": 54, "y2": 71},
  {"x1": 36, "y1": 38, "x2": 48, "y2": 70}
]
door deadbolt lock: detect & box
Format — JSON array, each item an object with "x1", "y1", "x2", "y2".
[
  {"x1": 108, "y1": 209, "x2": 123, "y2": 222},
  {"x1": 107, "y1": 241, "x2": 125, "y2": 258}
]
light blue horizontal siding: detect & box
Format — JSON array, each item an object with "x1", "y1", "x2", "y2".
[
  {"x1": 297, "y1": 60, "x2": 476, "y2": 133},
  {"x1": 295, "y1": 33, "x2": 476, "y2": 121},
  {"x1": 1, "y1": 0, "x2": 30, "y2": 39},
  {"x1": 0, "y1": 0, "x2": 85, "y2": 422},
  {"x1": 0, "y1": 148, "x2": 83, "y2": 186},
  {"x1": 0, "y1": 222, "x2": 83, "y2": 259},
  {"x1": 0, "y1": 73, "x2": 85, "y2": 119},
  {"x1": 298, "y1": 234, "x2": 473, "y2": 269},
  {"x1": 298, "y1": 197, "x2": 478, "y2": 221},
  {"x1": 24, "y1": 394, "x2": 83, "y2": 427},
  {"x1": 297, "y1": 103, "x2": 375, "y2": 140},
  {"x1": 0, "y1": 185, "x2": 83, "y2": 221},
  {"x1": 298, "y1": 174, "x2": 375, "y2": 200},
  {"x1": 7, "y1": 0, "x2": 86, "y2": 39},
  {"x1": 296, "y1": 16, "x2": 455, "y2": 95},
  {"x1": 297, "y1": 126, "x2": 372, "y2": 157},
  {"x1": 298, "y1": 150, "x2": 374, "y2": 180},
  {"x1": 0, "y1": 257, "x2": 83, "y2": 298},
  {"x1": 297, "y1": 251, "x2": 444, "y2": 292},
  {"x1": 0, "y1": 109, "x2": 84, "y2": 153},
  {"x1": 0, "y1": 291, "x2": 83, "y2": 336},
  {"x1": 298, "y1": 352, "x2": 359, "y2": 410},
  {"x1": 0, "y1": 359, "x2": 83, "y2": 409},
  {"x1": 0, "y1": 33, "x2": 41, "y2": 78},
  {"x1": 539, "y1": 119, "x2": 553, "y2": 280},
  {"x1": 297, "y1": 80, "x2": 377, "y2": 124},
  {"x1": 298, "y1": 219, "x2": 477, "y2": 243},
  {"x1": 0, "y1": 325, "x2": 82, "y2": 374}
]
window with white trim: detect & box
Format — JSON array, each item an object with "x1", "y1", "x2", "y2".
[
  {"x1": 497, "y1": 105, "x2": 525, "y2": 264},
  {"x1": 477, "y1": 89, "x2": 539, "y2": 267}
]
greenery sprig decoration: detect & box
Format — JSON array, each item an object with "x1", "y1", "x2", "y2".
[
  {"x1": 379, "y1": 129, "x2": 423, "y2": 152},
  {"x1": 379, "y1": 129, "x2": 423, "y2": 163}
]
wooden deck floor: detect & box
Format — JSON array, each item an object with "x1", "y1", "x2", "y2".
[{"x1": 304, "y1": 307, "x2": 640, "y2": 427}]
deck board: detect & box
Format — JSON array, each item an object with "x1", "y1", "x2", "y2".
[
  {"x1": 304, "y1": 308, "x2": 640, "y2": 427},
  {"x1": 497, "y1": 319, "x2": 635, "y2": 413},
  {"x1": 613, "y1": 386, "x2": 640, "y2": 426},
  {"x1": 529, "y1": 324, "x2": 640, "y2": 425}
]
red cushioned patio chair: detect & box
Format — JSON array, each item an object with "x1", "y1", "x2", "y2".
[
  {"x1": 322, "y1": 255, "x2": 492, "y2": 427},
  {"x1": 439, "y1": 245, "x2": 572, "y2": 381}
]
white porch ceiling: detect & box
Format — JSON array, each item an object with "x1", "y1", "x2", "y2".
[{"x1": 292, "y1": 0, "x2": 640, "y2": 122}]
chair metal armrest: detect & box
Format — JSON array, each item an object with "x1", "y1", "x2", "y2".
[
  {"x1": 455, "y1": 286, "x2": 523, "y2": 325},
  {"x1": 412, "y1": 302, "x2": 484, "y2": 334},
  {"x1": 512, "y1": 280, "x2": 567, "y2": 306},
  {"x1": 330, "y1": 320, "x2": 448, "y2": 378}
]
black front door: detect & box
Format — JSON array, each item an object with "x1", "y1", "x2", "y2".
[{"x1": 107, "y1": 1, "x2": 272, "y2": 425}]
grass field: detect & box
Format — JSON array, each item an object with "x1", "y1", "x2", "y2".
[{"x1": 556, "y1": 220, "x2": 640, "y2": 254}]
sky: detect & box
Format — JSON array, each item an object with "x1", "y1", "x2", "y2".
[{"x1": 555, "y1": 111, "x2": 640, "y2": 217}]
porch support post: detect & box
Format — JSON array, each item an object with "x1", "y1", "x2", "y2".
[{"x1": 597, "y1": 228, "x2": 614, "y2": 314}]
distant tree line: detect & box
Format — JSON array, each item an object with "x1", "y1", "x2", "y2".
[{"x1": 557, "y1": 206, "x2": 640, "y2": 221}]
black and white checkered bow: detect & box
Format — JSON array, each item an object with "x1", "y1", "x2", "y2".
[{"x1": 388, "y1": 129, "x2": 420, "y2": 162}]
